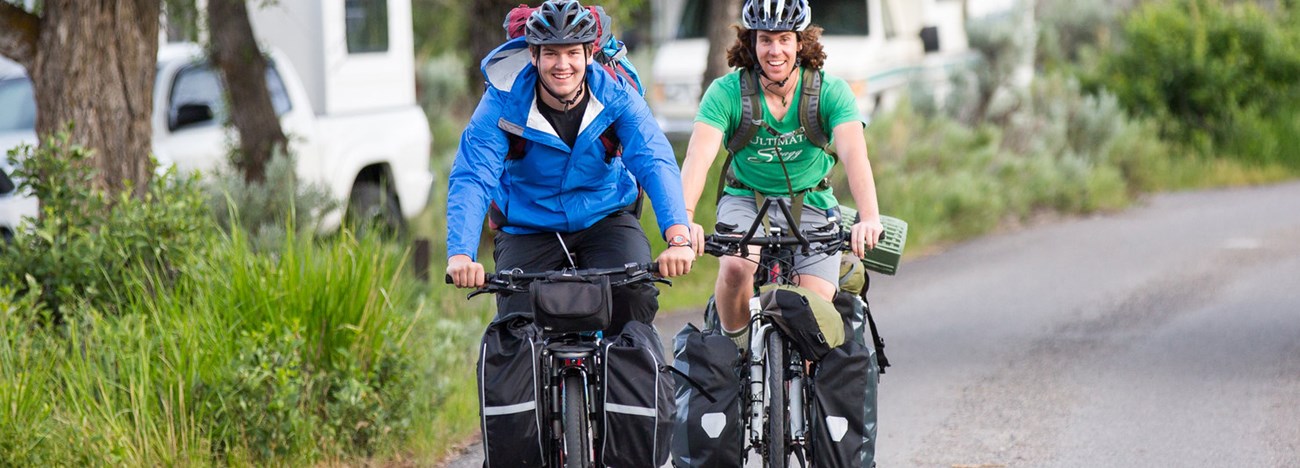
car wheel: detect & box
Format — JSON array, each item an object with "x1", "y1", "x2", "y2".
[{"x1": 347, "y1": 180, "x2": 405, "y2": 238}]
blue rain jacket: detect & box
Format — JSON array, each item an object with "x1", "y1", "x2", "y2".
[{"x1": 447, "y1": 38, "x2": 688, "y2": 260}]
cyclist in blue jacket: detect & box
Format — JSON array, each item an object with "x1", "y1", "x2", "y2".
[{"x1": 446, "y1": 0, "x2": 694, "y2": 333}]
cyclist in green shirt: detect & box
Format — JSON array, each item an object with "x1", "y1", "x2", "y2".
[{"x1": 679, "y1": 0, "x2": 884, "y2": 343}]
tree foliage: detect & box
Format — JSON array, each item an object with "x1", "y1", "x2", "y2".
[{"x1": 1088, "y1": 0, "x2": 1300, "y2": 165}]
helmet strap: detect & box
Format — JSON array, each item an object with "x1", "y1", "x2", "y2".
[{"x1": 538, "y1": 73, "x2": 586, "y2": 113}]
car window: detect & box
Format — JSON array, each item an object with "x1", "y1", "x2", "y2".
[
  {"x1": 345, "y1": 0, "x2": 389, "y2": 54},
  {"x1": 0, "y1": 77, "x2": 37, "y2": 133},
  {"x1": 819, "y1": 0, "x2": 870, "y2": 36},
  {"x1": 676, "y1": 0, "x2": 869, "y2": 38},
  {"x1": 168, "y1": 62, "x2": 293, "y2": 131}
]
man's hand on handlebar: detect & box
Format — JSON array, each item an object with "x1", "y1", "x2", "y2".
[
  {"x1": 446, "y1": 254, "x2": 486, "y2": 288},
  {"x1": 850, "y1": 217, "x2": 885, "y2": 259},
  {"x1": 656, "y1": 244, "x2": 695, "y2": 278}
]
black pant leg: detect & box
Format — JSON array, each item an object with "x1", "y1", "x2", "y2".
[
  {"x1": 492, "y1": 230, "x2": 569, "y2": 320},
  {"x1": 571, "y1": 213, "x2": 658, "y2": 335}
]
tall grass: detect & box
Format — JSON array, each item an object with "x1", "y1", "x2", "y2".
[{"x1": 0, "y1": 223, "x2": 455, "y2": 465}]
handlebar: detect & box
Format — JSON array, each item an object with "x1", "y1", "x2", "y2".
[
  {"x1": 703, "y1": 228, "x2": 847, "y2": 258},
  {"x1": 446, "y1": 262, "x2": 667, "y2": 299}
]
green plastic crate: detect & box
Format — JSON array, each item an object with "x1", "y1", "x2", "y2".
[{"x1": 837, "y1": 206, "x2": 908, "y2": 276}]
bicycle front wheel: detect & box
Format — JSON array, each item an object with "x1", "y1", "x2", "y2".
[
  {"x1": 765, "y1": 331, "x2": 787, "y2": 468},
  {"x1": 562, "y1": 373, "x2": 591, "y2": 468}
]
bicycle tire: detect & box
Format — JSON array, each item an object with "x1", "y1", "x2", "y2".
[
  {"x1": 765, "y1": 331, "x2": 787, "y2": 468},
  {"x1": 562, "y1": 373, "x2": 591, "y2": 468}
]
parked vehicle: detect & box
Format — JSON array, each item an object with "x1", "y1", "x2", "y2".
[
  {"x1": 0, "y1": 61, "x2": 38, "y2": 241},
  {"x1": 0, "y1": 0, "x2": 432, "y2": 236},
  {"x1": 648, "y1": 0, "x2": 978, "y2": 134}
]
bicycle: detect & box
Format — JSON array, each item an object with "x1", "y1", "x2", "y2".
[
  {"x1": 456, "y1": 262, "x2": 668, "y2": 468},
  {"x1": 701, "y1": 197, "x2": 858, "y2": 468}
]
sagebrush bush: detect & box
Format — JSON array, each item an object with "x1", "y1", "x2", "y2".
[
  {"x1": 204, "y1": 147, "x2": 336, "y2": 248},
  {"x1": 872, "y1": 68, "x2": 1175, "y2": 247},
  {"x1": 0, "y1": 132, "x2": 210, "y2": 316},
  {"x1": 1036, "y1": 0, "x2": 1121, "y2": 72}
]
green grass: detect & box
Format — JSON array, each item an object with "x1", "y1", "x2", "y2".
[{"x1": 0, "y1": 224, "x2": 476, "y2": 466}]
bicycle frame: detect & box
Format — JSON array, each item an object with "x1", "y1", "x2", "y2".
[
  {"x1": 704, "y1": 198, "x2": 845, "y2": 467},
  {"x1": 458, "y1": 263, "x2": 665, "y2": 468},
  {"x1": 542, "y1": 333, "x2": 603, "y2": 468}
]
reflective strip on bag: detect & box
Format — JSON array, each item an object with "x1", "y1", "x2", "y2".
[
  {"x1": 605, "y1": 403, "x2": 657, "y2": 417},
  {"x1": 483, "y1": 400, "x2": 537, "y2": 416}
]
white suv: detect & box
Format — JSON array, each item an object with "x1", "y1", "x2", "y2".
[
  {"x1": 0, "y1": 59, "x2": 38, "y2": 241},
  {"x1": 0, "y1": 42, "x2": 433, "y2": 238}
]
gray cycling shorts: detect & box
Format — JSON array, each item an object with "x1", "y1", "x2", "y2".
[{"x1": 715, "y1": 194, "x2": 842, "y2": 286}]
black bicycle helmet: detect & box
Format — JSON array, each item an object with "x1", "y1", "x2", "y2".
[
  {"x1": 525, "y1": 0, "x2": 600, "y2": 45},
  {"x1": 740, "y1": 0, "x2": 811, "y2": 32}
]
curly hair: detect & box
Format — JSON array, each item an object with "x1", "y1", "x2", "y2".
[{"x1": 725, "y1": 24, "x2": 827, "y2": 71}]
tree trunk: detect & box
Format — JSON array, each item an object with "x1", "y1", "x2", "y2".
[
  {"x1": 467, "y1": 0, "x2": 525, "y2": 96},
  {"x1": 702, "y1": 0, "x2": 740, "y2": 96},
  {"x1": 207, "y1": 0, "x2": 286, "y2": 184},
  {"x1": 1, "y1": 1, "x2": 160, "y2": 199}
]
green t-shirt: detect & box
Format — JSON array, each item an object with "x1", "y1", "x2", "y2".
[{"x1": 696, "y1": 69, "x2": 862, "y2": 209}]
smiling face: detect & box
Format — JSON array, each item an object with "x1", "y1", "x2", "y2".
[
  {"x1": 754, "y1": 30, "x2": 801, "y2": 83},
  {"x1": 532, "y1": 43, "x2": 592, "y2": 103}
]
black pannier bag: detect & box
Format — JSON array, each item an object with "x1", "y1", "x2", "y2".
[
  {"x1": 809, "y1": 339, "x2": 878, "y2": 467},
  {"x1": 832, "y1": 291, "x2": 891, "y2": 373},
  {"x1": 477, "y1": 312, "x2": 544, "y2": 467},
  {"x1": 601, "y1": 321, "x2": 675, "y2": 467},
  {"x1": 530, "y1": 274, "x2": 612, "y2": 334},
  {"x1": 670, "y1": 321, "x2": 745, "y2": 468}
]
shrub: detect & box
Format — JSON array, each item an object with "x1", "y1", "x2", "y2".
[
  {"x1": 1090, "y1": 0, "x2": 1300, "y2": 167},
  {"x1": 204, "y1": 147, "x2": 336, "y2": 248},
  {"x1": 1036, "y1": 0, "x2": 1121, "y2": 73},
  {"x1": 0, "y1": 132, "x2": 210, "y2": 316}
]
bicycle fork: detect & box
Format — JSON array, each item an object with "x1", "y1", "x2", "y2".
[{"x1": 747, "y1": 298, "x2": 810, "y2": 455}]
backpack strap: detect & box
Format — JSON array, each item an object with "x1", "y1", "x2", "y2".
[
  {"x1": 717, "y1": 69, "x2": 765, "y2": 204},
  {"x1": 798, "y1": 68, "x2": 835, "y2": 156},
  {"x1": 725, "y1": 69, "x2": 765, "y2": 155},
  {"x1": 499, "y1": 117, "x2": 528, "y2": 161},
  {"x1": 599, "y1": 126, "x2": 621, "y2": 163}
]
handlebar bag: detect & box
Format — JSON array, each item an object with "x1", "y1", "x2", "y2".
[
  {"x1": 530, "y1": 275, "x2": 613, "y2": 334},
  {"x1": 758, "y1": 284, "x2": 845, "y2": 361}
]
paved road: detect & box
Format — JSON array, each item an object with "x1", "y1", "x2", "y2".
[{"x1": 443, "y1": 182, "x2": 1300, "y2": 467}]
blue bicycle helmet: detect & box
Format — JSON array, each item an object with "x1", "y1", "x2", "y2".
[
  {"x1": 741, "y1": 0, "x2": 812, "y2": 32},
  {"x1": 525, "y1": 0, "x2": 600, "y2": 45}
]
